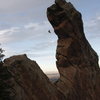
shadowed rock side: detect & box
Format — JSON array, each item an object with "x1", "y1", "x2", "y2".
[
  {"x1": 1, "y1": 55, "x2": 65, "y2": 100},
  {"x1": 47, "y1": 0, "x2": 100, "y2": 100}
]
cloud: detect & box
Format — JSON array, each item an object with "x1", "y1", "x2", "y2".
[
  {"x1": 21, "y1": 40, "x2": 56, "y2": 54},
  {"x1": 24, "y1": 23, "x2": 39, "y2": 29},
  {"x1": 85, "y1": 16, "x2": 100, "y2": 29},
  {"x1": 27, "y1": 52, "x2": 54, "y2": 58},
  {"x1": 0, "y1": 21, "x2": 54, "y2": 44},
  {"x1": 0, "y1": 27, "x2": 19, "y2": 35},
  {"x1": 0, "y1": 27, "x2": 20, "y2": 43},
  {"x1": 0, "y1": 0, "x2": 54, "y2": 28},
  {"x1": 0, "y1": 20, "x2": 57, "y2": 62},
  {"x1": 0, "y1": 0, "x2": 54, "y2": 13},
  {"x1": 84, "y1": 15, "x2": 100, "y2": 39},
  {"x1": 31, "y1": 41, "x2": 56, "y2": 51}
]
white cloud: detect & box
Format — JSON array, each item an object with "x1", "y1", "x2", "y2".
[
  {"x1": 24, "y1": 23, "x2": 39, "y2": 29},
  {"x1": 0, "y1": 0, "x2": 54, "y2": 31},
  {"x1": 0, "y1": 27, "x2": 20, "y2": 43},
  {"x1": 0, "y1": 21, "x2": 54, "y2": 44},
  {"x1": 97, "y1": 16, "x2": 100, "y2": 20},
  {"x1": 23, "y1": 40, "x2": 56, "y2": 54},
  {"x1": 0, "y1": 27, "x2": 19, "y2": 35},
  {"x1": 0, "y1": 0, "x2": 54, "y2": 13},
  {"x1": 84, "y1": 15, "x2": 100, "y2": 39},
  {"x1": 85, "y1": 16, "x2": 100, "y2": 28},
  {"x1": 0, "y1": 29, "x2": 12, "y2": 35},
  {"x1": 85, "y1": 14, "x2": 100, "y2": 28},
  {"x1": 0, "y1": 20, "x2": 57, "y2": 65}
]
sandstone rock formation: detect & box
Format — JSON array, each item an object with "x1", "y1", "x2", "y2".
[
  {"x1": 47, "y1": 0, "x2": 100, "y2": 100},
  {"x1": 1, "y1": 54, "x2": 65, "y2": 100},
  {"x1": 0, "y1": 0, "x2": 100, "y2": 100}
]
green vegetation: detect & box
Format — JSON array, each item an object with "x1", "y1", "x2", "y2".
[
  {"x1": 0, "y1": 44, "x2": 5, "y2": 62},
  {"x1": 0, "y1": 45, "x2": 13, "y2": 100}
]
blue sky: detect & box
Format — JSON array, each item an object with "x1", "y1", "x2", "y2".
[{"x1": 0, "y1": 0, "x2": 100, "y2": 73}]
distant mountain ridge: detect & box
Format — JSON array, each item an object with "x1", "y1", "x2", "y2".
[{"x1": 46, "y1": 73, "x2": 59, "y2": 82}]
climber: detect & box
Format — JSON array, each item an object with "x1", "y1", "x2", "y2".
[{"x1": 48, "y1": 30, "x2": 51, "y2": 33}]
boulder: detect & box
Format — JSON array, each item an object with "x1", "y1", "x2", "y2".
[{"x1": 1, "y1": 54, "x2": 65, "y2": 100}]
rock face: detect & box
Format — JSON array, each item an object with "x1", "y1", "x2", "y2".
[
  {"x1": 1, "y1": 54, "x2": 65, "y2": 100},
  {"x1": 47, "y1": 0, "x2": 100, "y2": 100},
  {"x1": 0, "y1": 0, "x2": 100, "y2": 100}
]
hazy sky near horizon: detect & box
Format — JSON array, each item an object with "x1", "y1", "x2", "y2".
[{"x1": 0, "y1": 0, "x2": 100, "y2": 73}]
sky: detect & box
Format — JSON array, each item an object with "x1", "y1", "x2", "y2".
[{"x1": 0, "y1": 0, "x2": 100, "y2": 73}]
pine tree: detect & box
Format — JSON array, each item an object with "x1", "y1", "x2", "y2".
[
  {"x1": 0, "y1": 45, "x2": 13, "y2": 100},
  {"x1": 0, "y1": 45, "x2": 5, "y2": 62}
]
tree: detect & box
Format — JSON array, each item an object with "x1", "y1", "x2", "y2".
[
  {"x1": 0, "y1": 45, "x2": 5, "y2": 61},
  {"x1": 0, "y1": 44, "x2": 12, "y2": 99}
]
